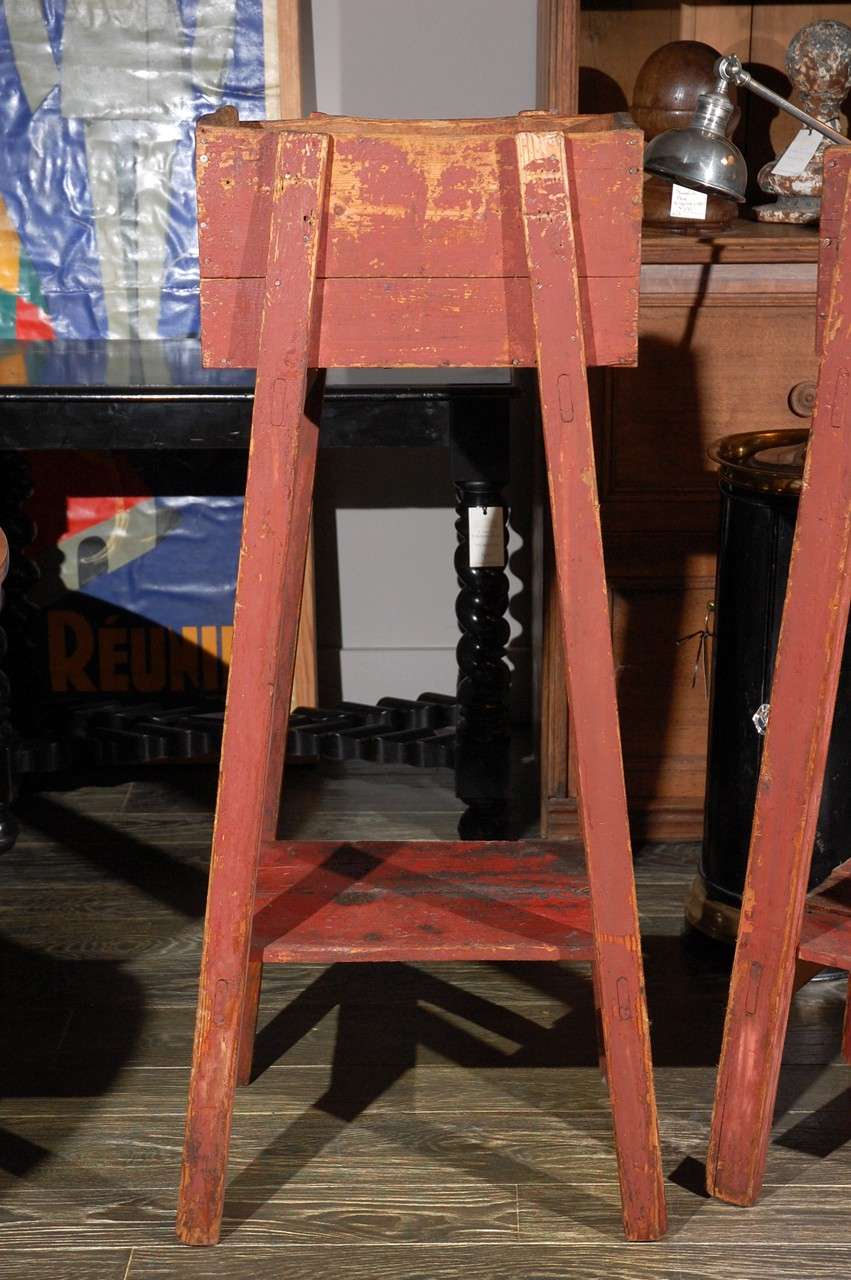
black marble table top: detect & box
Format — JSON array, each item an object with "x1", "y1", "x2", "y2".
[{"x1": 0, "y1": 340, "x2": 515, "y2": 450}]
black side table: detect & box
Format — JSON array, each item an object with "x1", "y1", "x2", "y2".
[{"x1": 0, "y1": 339, "x2": 516, "y2": 844}]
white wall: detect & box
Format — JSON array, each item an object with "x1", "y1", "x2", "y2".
[
  {"x1": 309, "y1": 0, "x2": 538, "y2": 711},
  {"x1": 310, "y1": 0, "x2": 537, "y2": 119}
]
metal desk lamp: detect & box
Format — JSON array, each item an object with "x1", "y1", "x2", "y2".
[{"x1": 644, "y1": 54, "x2": 851, "y2": 201}]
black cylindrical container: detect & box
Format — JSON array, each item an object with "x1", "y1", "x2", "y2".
[{"x1": 687, "y1": 428, "x2": 851, "y2": 942}]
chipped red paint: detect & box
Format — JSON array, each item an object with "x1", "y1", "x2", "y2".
[
  {"x1": 195, "y1": 113, "x2": 641, "y2": 369},
  {"x1": 177, "y1": 129, "x2": 329, "y2": 1248},
  {"x1": 707, "y1": 149, "x2": 851, "y2": 1209},
  {"x1": 799, "y1": 855, "x2": 851, "y2": 968},
  {"x1": 200, "y1": 274, "x2": 636, "y2": 369},
  {"x1": 177, "y1": 111, "x2": 662, "y2": 1249},
  {"x1": 517, "y1": 129, "x2": 666, "y2": 1243},
  {"x1": 817, "y1": 151, "x2": 847, "y2": 351},
  {"x1": 249, "y1": 839, "x2": 594, "y2": 963}
]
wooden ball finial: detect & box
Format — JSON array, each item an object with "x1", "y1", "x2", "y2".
[{"x1": 633, "y1": 40, "x2": 739, "y2": 231}]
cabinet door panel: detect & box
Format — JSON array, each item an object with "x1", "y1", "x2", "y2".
[
  {"x1": 604, "y1": 304, "x2": 816, "y2": 511},
  {"x1": 544, "y1": 284, "x2": 818, "y2": 839},
  {"x1": 612, "y1": 584, "x2": 716, "y2": 804}
]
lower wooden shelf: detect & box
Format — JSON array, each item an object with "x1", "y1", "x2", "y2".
[
  {"x1": 799, "y1": 857, "x2": 851, "y2": 970},
  {"x1": 251, "y1": 840, "x2": 594, "y2": 964}
]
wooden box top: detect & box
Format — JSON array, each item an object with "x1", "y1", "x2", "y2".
[{"x1": 196, "y1": 109, "x2": 642, "y2": 370}]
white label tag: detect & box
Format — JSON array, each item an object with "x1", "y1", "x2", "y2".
[
  {"x1": 468, "y1": 506, "x2": 504, "y2": 568},
  {"x1": 669, "y1": 184, "x2": 708, "y2": 220},
  {"x1": 772, "y1": 128, "x2": 822, "y2": 177}
]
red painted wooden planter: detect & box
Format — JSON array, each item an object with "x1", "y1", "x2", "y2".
[{"x1": 176, "y1": 109, "x2": 666, "y2": 1247}]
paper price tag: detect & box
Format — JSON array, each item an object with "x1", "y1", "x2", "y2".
[
  {"x1": 468, "y1": 506, "x2": 504, "y2": 568},
  {"x1": 669, "y1": 184, "x2": 708, "y2": 220},
  {"x1": 772, "y1": 128, "x2": 822, "y2": 178}
]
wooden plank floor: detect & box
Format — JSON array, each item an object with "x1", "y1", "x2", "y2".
[{"x1": 2, "y1": 760, "x2": 850, "y2": 1277}]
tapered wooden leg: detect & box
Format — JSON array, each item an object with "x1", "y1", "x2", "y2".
[
  {"x1": 842, "y1": 979, "x2": 851, "y2": 1066},
  {"x1": 793, "y1": 959, "x2": 825, "y2": 994},
  {"x1": 591, "y1": 956, "x2": 608, "y2": 1083},
  {"x1": 707, "y1": 165, "x2": 851, "y2": 1207},
  {"x1": 177, "y1": 130, "x2": 330, "y2": 1246},
  {"x1": 517, "y1": 130, "x2": 666, "y2": 1242},
  {"x1": 236, "y1": 958, "x2": 264, "y2": 1087}
]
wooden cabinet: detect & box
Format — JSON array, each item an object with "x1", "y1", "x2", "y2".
[
  {"x1": 580, "y1": 3, "x2": 851, "y2": 195},
  {"x1": 537, "y1": 3, "x2": 849, "y2": 836},
  {"x1": 542, "y1": 225, "x2": 821, "y2": 839}
]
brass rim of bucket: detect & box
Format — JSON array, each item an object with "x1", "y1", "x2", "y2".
[{"x1": 708, "y1": 428, "x2": 809, "y2": 496}]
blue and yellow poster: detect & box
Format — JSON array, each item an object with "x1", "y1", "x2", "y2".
[{"x1": 27, "y1": 449, "x2": 245, "y2": 697}]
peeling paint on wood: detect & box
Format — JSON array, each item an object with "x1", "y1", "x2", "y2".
[
  {"x1": 177, "y1": 110, "x2": 660, "y2": 1250},
  {"x1": 177, "y1": 129, "x2": 329, "y2": 1248},
  {"x1": 249, "y1": 840, "x2": 594, "y2": 963},
  {"x1": 200, "y1": 274, "x2": 634, "y2": 370},
  {"x1": 517, "y1": 128, "x2": 666, "y2": 1243},
  {"x1": 195, "y1": 112, "x2": 641, "y2": 371}
]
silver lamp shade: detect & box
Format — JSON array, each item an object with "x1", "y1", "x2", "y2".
[{"x1": 644, "y1": 86, "x2": 747, "y2": 203}]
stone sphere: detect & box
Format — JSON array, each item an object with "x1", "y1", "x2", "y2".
[{"x1": 786, "y1": 21, "x2": 851, "y2": 104}]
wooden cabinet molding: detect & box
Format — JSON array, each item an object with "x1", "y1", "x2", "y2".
[{"x1": 539, "y1": 0, "x2": 580, "y2": 112}]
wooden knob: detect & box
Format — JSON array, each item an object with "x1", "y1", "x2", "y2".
[
  {"x1": 632, "y1": 40, "x2": 739, "y2": 140},
  {"x1": 788, "y1": 380, "x2": 817, "y2": 417}
]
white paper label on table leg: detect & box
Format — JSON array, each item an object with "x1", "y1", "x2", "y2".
[
  {"x1": 468, "y1": 506, "x2": 504, "y2": 568},
  {"x1": 670, "y1": 184, "x2": 708, "y2": 219},
  {"x1": 772, "y1": 128, "x2": 822, "y2": 177}
]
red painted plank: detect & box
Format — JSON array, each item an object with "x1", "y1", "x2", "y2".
[
  {"x1": 248, "y1": 840, "x2": 593, "y2": 964},
  {"x1": 177, "y1": 130, "x2": 329, "y2": 1248},
  {"x1": 200, "y1": 274, "x2": 636, "y2": 370},
  {"x1": 797, "y1": 857, "x2": 851, "y2": 968},
  {"x1": 707, "y1": 157, "x2": 851, "y2": 1209},
  {"x1": 235, "y1": 958, "x2": 263, "y2": 1087},
  {"x1": 816, "y1": 151, "x2": 851, "y2": 353},
  {"x1": 517, "y1": 129, "x2": 666, "y2": 1243},
  {"x1": 196, "y1": 120, "x2": 641, "y2": 287}
]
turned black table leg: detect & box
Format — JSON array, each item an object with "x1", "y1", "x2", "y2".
[{"x1": 450, "y1": 397, "x2": 511, "y2": 840}]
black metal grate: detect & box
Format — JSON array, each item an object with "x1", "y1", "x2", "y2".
[{"x1": 11, "y1": 692, "x2": 459, "y2": 774}]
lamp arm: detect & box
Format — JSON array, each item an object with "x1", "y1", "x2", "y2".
[{"x1": 717, "y1": 55, "x2": 851, "y2": 147}]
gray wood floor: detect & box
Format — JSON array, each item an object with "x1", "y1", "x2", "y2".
[{"x1": 1, "y1": 760, "x2": 849, "y2": 1277}]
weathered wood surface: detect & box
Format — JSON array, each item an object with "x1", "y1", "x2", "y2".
[
  {"x1": 799, "y1": 856, "x2": 851, "y2": 968},
  {"x1": 815, "y1": 150, "x2": 851, "y2": 351},
  {"x1": 0, "y1": 1256, "x2": 133, "y2": 1280},
  {"x1": 180, "y1": 111, "x2": 655, "y2": 1246},
  {"x1": 249, "y1": 840, "x2": 594, "y2": 964},
  {"x1": 197, "y1": 113, "x2": 638, "y2": 280},
  {"x1": 196, "y1": 111, "x2": 641, "y2": 370},
  {"x1": 121, "y1": 1247, "x2": 851, "y2": 1280},
  {"x1": 19, "y1": 1178, "x2": 851, "y2": 1250},
  {"x1": 177, "y1": 130, "x2": 329, "y2": 1247},
  {"x1": 6, "y1": 762, "x2": 851, "y2": 1274},
  {"x1": 516, "y1": 129, "x2": 666, "y2": 1242},
  {"x1": 14, "y1": 1099, "x2": 851, "y2": 1190},
  {"x1": 707, "y1": 154, "x2": 851, "y2": 1208},
  {"x1": 236, "y1": 958, "x2": 263, "y2": 1087},
  {"x1": 200, "y1": 274, "x2": 635, "y2": 370}
]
